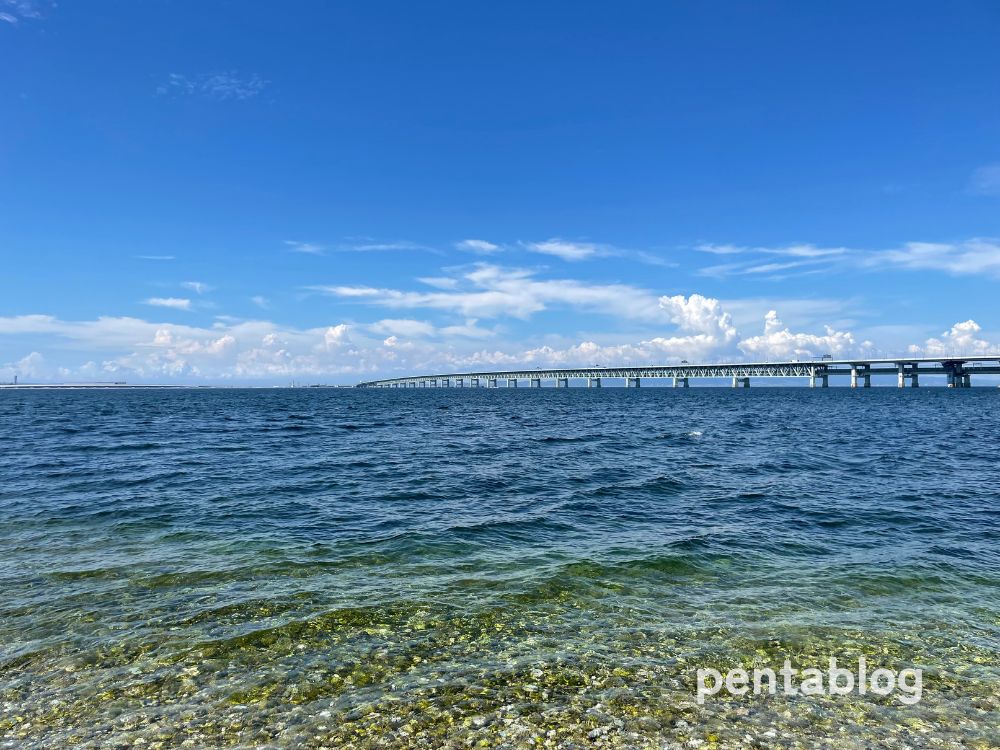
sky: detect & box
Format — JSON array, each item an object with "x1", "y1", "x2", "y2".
[{"x1": 2, "y1": 0, "x2": 999, "y2": 384}]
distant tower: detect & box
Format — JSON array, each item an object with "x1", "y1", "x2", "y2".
[{"x1": 13, "y1": 374, "x2": 16, "y2": 385}]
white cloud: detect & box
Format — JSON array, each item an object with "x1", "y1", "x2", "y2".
[
  {"x1": 285, "y1": 240, "x2": 324, "y2": 255},
  {"x1": 698, "y1": 244, "x2": 851, "y2": 278},
  {"x1": 0, "y1": 0, "x2": 44, "y2": 24},
  {"x1": 455, "y1": 239, "x2": 500, "y2": 254},
  {"x1": 453, "y1": 337, "x2": 723, "y2": 369},
  {"x1": 524, "y1": 239, "x2": 601, "y2": 261},
  {"x1": 697, "y1": 244, "x2": 746, "y2": 255},
  {"x1": 658, "y1": 294, "x2": 738, "y2": 342},
  {"x1": 144, "y1": 297, "x2": 192, "y2": 311},
  {"x1": 968, "y1": 164, "x2": 1000, "y2": 197},
  {"x1": 869, "y1": 238, "x2": 1000, "y2": 277},
  {"x1": 438, "y1": 319, "x2": 495, "y2": 339},
  {"x1": 698, "y1": 243, "x2": 848, "y2": 259},
  {"x1": 340, "y1": 239, "x2": 429, "y2": 253},
  {"x1": 737, "y1": 310, "x2": 857, "y2": 359},
  {"x1": 369, "y1": 319, "x2": 437, "y2": 338},
  {"x1": 4, "y1": 305, "x2": 991, "y2": 384},
  {"x1": 417, "y1": 276, "x2": 459, "y2": 290},
  {"x1": 158, "y1": 72, "x2": 268, "y2": 101},
  {"x1": 908, "y1": 320, "x2": 998, "y2": 356},
  {"x1": 323, "y1": 324, "x2": 350, "y2": 349},
  {"x1": 699, "y1": 237, "x2": 1000, "y2": 279},
  {"x1": 326, "y1": 286, "x2": 382, "y2": 298},
  {"x1": 366, "y1": 317, "x2": 495, "y2": 340},
  {"x1": 5, "y1": 351, "x2": 44, "y2": 378},
  {"x1": 136, "y1": 255, "x2": 175, "y2": 261},
  {"x1": 313, "y1": 263, "x2": 667, "y2": 322},
  {"x1": 251, "y1": 295, "x2": 269, "y2": 309},
  {"x1": 181, "y1": 281, "x2": 212, "y2": 294}
]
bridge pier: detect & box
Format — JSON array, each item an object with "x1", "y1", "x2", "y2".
[
  {"x1": 850, "y1": 365, "x2": 872, "y2": 388},
  {"x1": 588, "y1": 377, "x2": 601, "y2": 388},
  {"x1": 897, "y1": 363, "x2": 921, "y2": 388},
  {"x1": 530, "y1": 378, "x2": 541, "y2": 388},
  {"x1": 507, "y1": 378, "x2": 517, "y2": 388},
  {"x1": 731, "y1": 376, "x2": 750, "y2": 388},
  {"x1": 625, "y1": 377, "x2": 640, "y2": 388},
  {"x1": 557, "y1": 378, "x2": 569, "y2": 388},
  {"x1": 950, "y1": 371, "x2": 971, "y2": 388},
  {"x1": 488, "y1": 379, "x2": 497, "y2": 388},
  {"x1": 673, "y1": 377, "x2": 689, "y2": 388}
]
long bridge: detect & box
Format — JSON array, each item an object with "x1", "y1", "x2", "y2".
[{"x1": 357, "y1": 355, "x2": 1000, "y2": 389}]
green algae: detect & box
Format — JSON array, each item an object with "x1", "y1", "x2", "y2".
[{"x1": 3, "y1": 599, "x2": 999, "y2": 749}]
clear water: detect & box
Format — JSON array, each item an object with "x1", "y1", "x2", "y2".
[{"x1": 1, "y1": 388, "x2": 998, "y2": 749}]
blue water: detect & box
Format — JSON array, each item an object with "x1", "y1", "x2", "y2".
[{"x1": 1, "y1": 388, "x2": 998, "y2": 748}]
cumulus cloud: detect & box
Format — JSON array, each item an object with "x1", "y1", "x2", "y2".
[
  {"x1": 658, "y1": 294, "x2": 738, "y2": 341},
  {"x1": 737, "y1": 310, "x2": 857, "y2": 359},
  {"x1": 8, "y1": 304, "x2": 993, "y2": 384},
  {"x1": 452, "y1": 337, "x2": 719, "y2": 369},
  {"x1": 3, "y1": 351, "x2": 45, "y2": 379},
  {"x1": 908, "y1": 320, "x2": 998, "y2": 356},
  {"x1": 144, "y1": 297, "x2": 192, "y2": 311},
  {"x1": 251, "y1": 295, "x2": 269, "y2": 309},
  {"x1": 0, "y1": 314, "x2": 497, "y2": 382}
]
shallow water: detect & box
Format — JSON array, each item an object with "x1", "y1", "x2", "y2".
[{"x1": 1, "y1": 388, "x2": 998, "y2": 749}]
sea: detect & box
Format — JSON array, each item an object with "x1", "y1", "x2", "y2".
[{"x1": 1, "y1": 387, "x2": 998, "y2": 749}]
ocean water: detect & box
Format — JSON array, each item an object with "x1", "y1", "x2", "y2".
[{"x1": 1, "y1": 388, "x2": 998, "y2": 749}]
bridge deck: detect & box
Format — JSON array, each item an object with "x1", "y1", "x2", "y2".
[{"x1": 357, "y1": 356, "x2": 1000, "y2": 388}]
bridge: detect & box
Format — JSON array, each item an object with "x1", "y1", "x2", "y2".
[{"x1": 357, "y1": 355, "x2": 1000, "y2": 389}]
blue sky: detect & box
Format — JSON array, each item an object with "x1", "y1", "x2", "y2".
[{"x1": 2, "y1": 0, "x2": 999, "y2": 383}]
